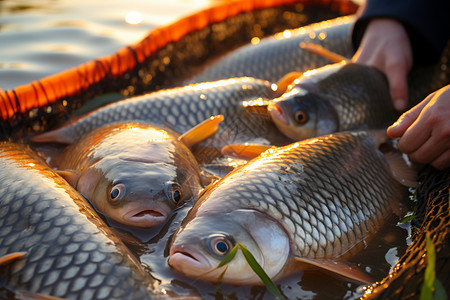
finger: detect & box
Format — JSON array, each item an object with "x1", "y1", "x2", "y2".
[
  {"x1": 384, "y1": 61, "x2": 409, "y2": 111},
  {"x1": 407, "y1": 134, "x2": 446, "y2": 165},
  {"x1": 396, "y1": 113, "x2": 432, "y2": 154},
  {"x1": 430, "y1": 150, "x2": 450, "y2": 170},
  {"x1": 387, "y1": 94, "x2": 434, "y2": 138}
]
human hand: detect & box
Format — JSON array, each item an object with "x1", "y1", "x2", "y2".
[
  {"x1": 352, "y1": 18, "x2": 413, "y2": 111},
  {"x1": 387, "y1": 85, "x2": 450, "y2": 170}
]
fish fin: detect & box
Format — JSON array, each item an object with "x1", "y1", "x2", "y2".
[
  {"x1": 56, "y1": 170, "x2": 79, "y2": 186},
  {"x1": 368, "y1": 130, "x2": 418, "y2": 187},
  {"x1": 300, "y1": 42, "x2": 351, "y2": 63},
  {"x1": 31, "y1": 127, "x2": 74, "y2": 144},
  {"x1": 383, "y1": 151, "x2": 418, "y2": 187},
  {"x1": 0, "y1": 252, "x2": 26, "y2": 266},
  {"x1": 273, "y1": 72, "x2": 303, "y2": 97},
  {"x1": 200, "y1": 164, "x2": 236, "y2": 182},
  {"x1": 178, "y1": 115, "x2": 224, "y2": 148},
  {"x1": 15, "y1": 290, "x2": 68, "y2": 300},
  {"x1": 221, "y1": 143, "x2": 273, "y2": 160},
  {"x1": 293, "y1": 257, "x2": 373, "y2": 284}
]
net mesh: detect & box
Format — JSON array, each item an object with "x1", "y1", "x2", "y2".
[{"x1": 362, "y1": 165, "x2": 450, "y2": 299}]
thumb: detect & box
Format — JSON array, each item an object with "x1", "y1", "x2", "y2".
[{"x1": 387, "y1": 95, "x2": 431, "y2": 138}]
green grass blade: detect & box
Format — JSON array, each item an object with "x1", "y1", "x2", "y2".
[
  {"x1": 215, "y1": 243, "x2": 285, "y2": 300},
  {"x1": 433, "y1": 278, "x2": 447, "y2": 300},
  {"x1": 420, "y1": 233, "x2": 436, "y2": 300},
  {"x1": 238, "y1": 244, "x2": 285, "y2": 300},
  {"x1": 216, "y1": 243, "x2": 239, "y2": 268}
]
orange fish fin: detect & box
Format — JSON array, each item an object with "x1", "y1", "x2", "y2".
[
  {"x1": 300, "y1": 42, "x2": 351, "y2": 63},
  {"x1": 178, "y1": 114, "x2": 224, "y2": 148},
  {"x1": 0, "y1": 252, "x2": 26, "y2": 266},
  {"x1": 221, "y1": 143, "x2": 273, "y2": 160},
  {"x1": 293, "y1": 257, "x2": 373, "y2": 284},
  {"x1": 56, "y1": 169, "x2": 79, "y2": 186},
  {"x1": 273, "y1": 72, "x2": 303, "y2": 97},
  {"x1": 31, "y1": 127, "x2": 74, "y2": 144}
]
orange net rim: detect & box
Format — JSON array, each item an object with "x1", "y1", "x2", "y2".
[{"x1": 0, "y1": 0, "x2": 358, "y2": 121}]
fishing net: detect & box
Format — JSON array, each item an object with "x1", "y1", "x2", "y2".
[{"x1": 362, "y1": 165, "x2": 450, "y2": 299}]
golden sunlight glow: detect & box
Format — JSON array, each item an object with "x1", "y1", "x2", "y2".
[
  {"x1": 186, "y1": 78, "x2": 245, "y2": 91},
  {"x1": 123, "y1": 125, "x2": 171, "y2": 143},
  {"x1": 251, "y1": 37, "x2": 260, "y2": 45},
  {"x1": 302, "y1": 69, "x2": 318, "y2": 77},
  {"x1": 28, "y1": 163, "x2": 35, "y2": 167},
  {"x1": 125, "y1": 11, "x2": 143, "y2": 25},
  {"x1": 242, "y1": 97, "x2": 271, "y2": 108},
  {"x1": 282, "y1": 30, "x2": 292, "y2": 38},
  {"x1": 271, "y1": 83, "x2": 278, "y2": 91},
  {"x1": 318, "y1": 32, "x2": 327, "y2": 40}
]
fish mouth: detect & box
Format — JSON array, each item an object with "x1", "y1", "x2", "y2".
[
  {"x1": 169, "y1": 244, "x2": 213, "y2": 275},
  {"x1": 123, "y1": 205, "x2": 169, "y2": 228},
  {"x1": 268, "y1": 102, "x2": 289, "y2": 126}
]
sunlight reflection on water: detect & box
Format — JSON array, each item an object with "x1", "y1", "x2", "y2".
[{"x1": 0, "y1": 0, "x2": 217, "y2": 90}]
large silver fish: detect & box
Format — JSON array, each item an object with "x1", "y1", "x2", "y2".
[
  {"x1": 33, "y1": 78, "x2": 290, "y2": 163},
  {"x1": 55, "y1": 122, "x2": 213, "y2": 229},
  {"x1": 186, "y1": 16, "x2": 355, "y2": 84},
  {"x1": 0, "y1": 142, "x2": 156, "y2": 299},
  {"x1": 268, "y1": 63, "x2": 397, "y2": 141},
  {"x1": 168, "y1": 131, "x2": 413, "y2": 285}
]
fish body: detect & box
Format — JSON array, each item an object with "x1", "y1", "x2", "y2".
[
  {"x1": 33, "y1": 78, "x2": 290, "y2": 163},
  {"x1": 0, "y1": 142, "x2": 155, "y2": 299},
  {"x1": 57, "y1": 122, "x2": 204, "y2": 229},
  {"x1": 169, "y1": 131, "x2": 406, "y2": 285},
  {"x1": 268, "y1": 63, "x2": 397, "y2": 141},
  {"x1": 186, "y1": 16, "x2": 355, "y2": 83}
]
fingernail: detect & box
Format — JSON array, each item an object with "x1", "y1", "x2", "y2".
[
  {"x1": 394, "y1": 99, "x2": 407, "y2": 111},
  {"x1": 388, "y1": 120, "x2": 400, "y2": 129}
]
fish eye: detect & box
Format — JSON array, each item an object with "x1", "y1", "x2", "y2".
[
  {"x1": 167, "y1": 183, "x2": 182, "y2": 205},
  {"x1": 108, "y1": 183, "x2": 125, "y2": 203},
  {"x1": 294, "y1": 110, "x2": 308, "y2": 124},
  {"x1": 207, "y1": 234, "x2": 233, "y2": 257}
]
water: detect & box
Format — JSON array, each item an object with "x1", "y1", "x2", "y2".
[
  {"x1": 0, "y1": 0, "x2": 411, "y2": 298},
  {"x1": 0, "y1": 0, "x2": 216, "y2": 91}
]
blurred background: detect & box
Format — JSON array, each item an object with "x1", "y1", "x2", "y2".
[{"x1": 0, "y1": 0, "x2": 221, "y2": 90}]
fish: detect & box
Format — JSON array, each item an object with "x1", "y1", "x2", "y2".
[
  {"x1": 54, "y1": 119, "x2": 221, "y2": 229},
  {"x1": 0, "y1": 141, "x2": 156, "y2": 299},
  {"x1": 186, "y1": 16, "x2": 355, "y2": 84},
  {"x1": 32, "y1": 78, "x2": 292, "y2": 163},
  {"x1": 267, "y1": 62, "x2": 398, "y2": 141},
  {"x1": 168, "y1": 131, "x2": 415, "y2": 285}
]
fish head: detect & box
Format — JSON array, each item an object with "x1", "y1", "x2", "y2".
[
  {"x1": 73, "y1": 124, "x2": 203, "y2": 228},
  {"x1": 268, "y1": 87, "x2": 339, "y2": 141},
  {"x1": 82, "y1": 159, "x2": 202, "y2": 228},
  {"x1": 169, "y1": 209, "x2": 291, "y2": 285}
]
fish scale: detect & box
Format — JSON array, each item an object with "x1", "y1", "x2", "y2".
[
  {"x1": 0, "y1": 142, "x2": 156, "y2": 299},
  {"x1": 186, "y1": 17, "x2": 355, "y2": 84},
  {"x1": 34, "y1": 78, "x2": 290, "y2": 162},
  {"x1": 169, "y1": 131, "x2": 406, "y2": 284}
]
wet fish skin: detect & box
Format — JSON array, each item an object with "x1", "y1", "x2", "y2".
[
  {"x1": 57, "y1": 122, "x2": 204, "y2": 229},
  {"x1": 268, "y1": 63, "x2": 397, "y2": 141},
  {"x1": 186, "y1": 16, "x2": 355, "y2": 84},
  {"x1": 169, "y1": 131, "x2": 406, "y2": 284},
  {"x1": 33, "y1": 78, "x2": 288, "y2": 162},
  {"x1": 0, "y1": 142, "x2": 156, "y2": 299}
]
